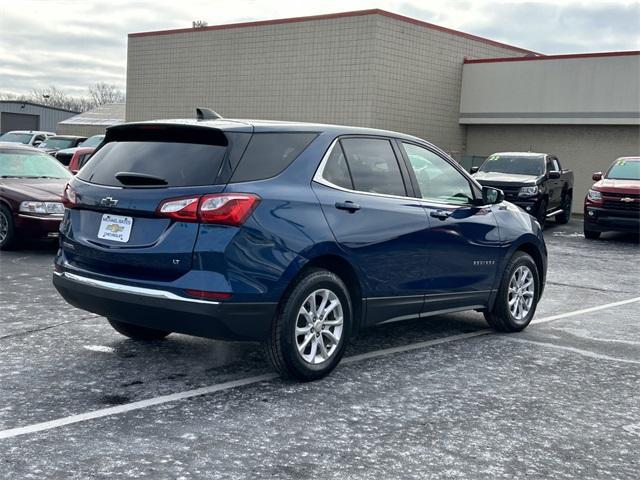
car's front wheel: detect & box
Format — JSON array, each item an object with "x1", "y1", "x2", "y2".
[
  {"x1": 556, "y1": 193, "x2": 572, "y2": 224},
  {"x1": 107, "y1": 318, "x2": 171, "y2": 340},
  {"x1": 264, "y1": 268, "x2": 352, "y2": 381},
  {"x1": 484, "y1": 252, "x2": 540, "y2": 332}
]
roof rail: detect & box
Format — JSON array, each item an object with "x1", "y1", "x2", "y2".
[{"x1": 196, "y1": 107, "x2": 222, "y2": 120}]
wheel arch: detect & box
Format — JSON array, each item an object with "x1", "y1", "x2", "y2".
[{"x1": 278, "y1": 253, "x2": 365, "y2": 334}]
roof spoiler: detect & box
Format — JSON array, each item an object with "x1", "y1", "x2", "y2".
[{"x1": 196, "y1": 107, "x2": 222, "y2": 121}]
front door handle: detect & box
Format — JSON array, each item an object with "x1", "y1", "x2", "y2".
[
  {"x1": 335, "y1": 201, "x2": 361, "y2": 212},
  {"x1": 430, "y1": 210, "x2": 451, "y2": 220}
]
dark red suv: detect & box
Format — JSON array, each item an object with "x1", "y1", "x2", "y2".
[{"x1": 584, "y1": 156, "x2": 640, "y2": 239}]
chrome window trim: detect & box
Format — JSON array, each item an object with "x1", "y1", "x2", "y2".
[
  {"x1": 313, "y1": 138, "x2": 480, "y2": 208},
  {"x1": 54, "y1": 271, "x2": 221, "y2": 305}
]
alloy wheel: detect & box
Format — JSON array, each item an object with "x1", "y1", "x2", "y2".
[
  {"x1": 295, "y1": 288, "x2": 344, "y2": 365},
  {"x1": 507, "y1": 265, "x2": 535, "y2": 322}
]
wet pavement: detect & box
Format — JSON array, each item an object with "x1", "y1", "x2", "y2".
[{"x1": 0, "y1": 219, "x2": 638, "y2": 479}]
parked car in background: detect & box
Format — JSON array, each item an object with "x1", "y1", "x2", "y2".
[
  {"x1": 0, "y1": 130, "x2": 55, "y2": 147},
  {"x1": 37, "y1": 135, "x2": 86, "y2": 155},
  {"x1": 0, "y1": 142, "x2": 71, "y2": 249},
  {"x1": 67, "y1": 147, "x2": 96, "y2": 174},
  {"x1": 471, "y1": 152, "x2": 574, "y2": 227},
  {"x1": 55, "y1": 134, "x2": 104, "y2": 166},
  {"x1": 584, "y1": 156, "x2": 640, "y2": 239},
  {"x1": 53, "y1": 113, "x2": 547, "y2": 381}
]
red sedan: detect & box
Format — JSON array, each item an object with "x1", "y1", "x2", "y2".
[{"x1": 0, "y1": 142, "x2": 71, "y2": 249}]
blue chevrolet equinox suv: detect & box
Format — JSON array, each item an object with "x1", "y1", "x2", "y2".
[{"x1": 53, "y1": 111, "x2": 547, "y2": 380}]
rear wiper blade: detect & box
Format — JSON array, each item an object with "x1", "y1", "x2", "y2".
[{"x1": 115, "y1": 171, "x2": 168, "y2": 186}]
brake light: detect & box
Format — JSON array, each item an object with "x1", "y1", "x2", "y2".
[
  {"x1": 156, "y1": 193, "x2": 259, "y2": 225},
  {"x1": 62, "y1": 183, "x2": 77, "y2": 208},
  {"x1": 157, "y1": 196, "x2": 200, "y2": 221},
  {"x1": 199, "y1": 194, "x2": 260, "y2": 225}
]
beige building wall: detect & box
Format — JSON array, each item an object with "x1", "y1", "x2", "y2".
[
  {"x1": 466, "y1": 124, "x2": 640, "y2": 211},
  {"x1": 126, "y1": 11, "x2": 529, "y2": 156},
  {"x1": 56, "y1": 124, "x2": 108, "y2": 137}
]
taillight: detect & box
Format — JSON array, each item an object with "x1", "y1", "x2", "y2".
[
  {"x1": 156, "y1": 197, "x2": 200, "y2": 222},
  {"x1": 62, "y1": 183, "x2": 77, "y2": 208},
  {"x1": 199, "y1": 194, "x2": 260, "y2": 225},
  {"x1": 156, "y1": 193, "x2": 259, "y2": 225}
]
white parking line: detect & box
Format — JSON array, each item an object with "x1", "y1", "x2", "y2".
[
  {"x1": 504, "y1": 337, "x2": 640, "y2": 365},
  {"x1": 1, "y1": 297, "x2": 637, "y2": 440},
  {"x1": 0, "y1": 331, "x2": 488, "y2": 440},
  {"x1": 532, "y1": 296, "x2": 640, "y2": 325}
]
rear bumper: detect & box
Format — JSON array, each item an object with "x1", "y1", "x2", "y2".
[
  {"x1": 583, "y1": 206, "x2": 640, "y2": 233},
  {"x1": 53, "y1": 271, "x2": 277, "y2": 341}
]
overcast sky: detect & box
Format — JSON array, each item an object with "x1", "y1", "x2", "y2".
[{"x1": 1, "y1": 0, "x2": 638, "y2": 97}]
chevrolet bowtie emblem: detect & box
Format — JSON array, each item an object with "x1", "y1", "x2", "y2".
[
  {"x1": 106, "y1": 223, "x2": 125, "y2": 233},
  {"x1": 100, "y1": 196, "x2": 118, "y2": 207},
  {"x1": 620, "y1": 197, "x2": 634, "y2": 203}
]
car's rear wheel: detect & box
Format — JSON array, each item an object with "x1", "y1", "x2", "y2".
[
  {"x1": 484, "y1": 252, "x2": 539, "y2": 332},
  {"x1": 0, "y1": 204, "x2": 16, "y2": 250},
  {"x1": 107, "y1": 318, "x2": 170, "y2": 340},
  {"x1": 583, "y1": 228, "x2": 601, "y2": 240},
  {"x1": 556, "y1": 193, "x2": 572, "y2": 224},
  {"x1": 264, "y1": 268, "x2": 352, "y2": 381}
]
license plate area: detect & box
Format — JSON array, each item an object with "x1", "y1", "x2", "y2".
[{"x1": 97, "y1": 214, "x2": 133, "y2": 243}]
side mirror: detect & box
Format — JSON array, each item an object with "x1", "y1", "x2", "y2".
[
  {"x1": 470, "y1": 166, "x2": 479, "y2": 174},
  {"x1": 548, "y1": 171, "x2": 561, "y2": 179},
  {"x1": 592, "y1": 171, "x2": 602, "y2": 181},
  {"x1": 482, "y1": 186, "x2": 504, "y2": 205},
  {"x1": 33, "y1": 140, "x2": 42, "y2": 147}
]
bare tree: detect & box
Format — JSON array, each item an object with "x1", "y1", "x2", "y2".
[{"x1": 88, "y1": 82, "x2": 125, "y2": 106}]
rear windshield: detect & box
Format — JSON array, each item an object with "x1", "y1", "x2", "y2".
[
  {"x1": 607, "y1": 159, "x2": 640, "y2": 180},
  {"x1": 479, "y1": 154, "x2": 545, "y2": 176},
  {"x1": 77, "y1": 141, "x2": 227, "y2": 187}
]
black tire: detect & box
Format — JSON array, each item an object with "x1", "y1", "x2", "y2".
[
  {"x1": 0, "y1": 204, "x2": 16, "y2": 250},
  {"x1": 107, "y1": 318, "x2": 170, "y2": 340},
  {"x1": 583, "y1": 228, "x2": 601, "y2": 240},
  {"x1": 536, "y1": 199, "x2": 548, "y2": 229},
  {"x1": 556, "y1": 193, "x2": 572, "y2": 224},
  {"x1": 263, "y1": 268, "x2": 352, "y2": 381},
  {"x1": 484, "y1": 252, "x2": 540, "y2": 332}
]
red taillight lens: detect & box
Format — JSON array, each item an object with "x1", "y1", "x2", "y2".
[
  {"x1": 184, "y1": 289, "x2": 232, "y2": 300},
  {"x1": 62, "y1": 183, "x2": 77, "y2": 208},
  {"x1": 199, "y1": 194, "x2": 260, "y2": 226},
  {"x1": 157, "y1": 194, "x2": 259, "y2": 225},
  {"x1": 156, "y1": 196, "x2": 200, "y2": 222}
]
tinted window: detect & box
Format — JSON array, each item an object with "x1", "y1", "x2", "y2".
[
  {"x1": 479, "y1": 154, "x2": 545, "y2": 176},
  {"x1": 322, "y1": 143, "x2": 353, "y2": 189},
  {"x1": 230, "y1": 133, "x2": 317, "y2": 183},
  {"x1": 403, "y1": 143, "x2": 474, "y2": 205},
  {"x1": 340, "y1": 138, "x2": 406, "y2": 196},
  {"x1": 78, "y1": 141, "x2": 227, "y2": 187}
]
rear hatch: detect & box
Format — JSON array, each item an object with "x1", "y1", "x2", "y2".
[{"x1": 62, "y1": 123, "x2": 251, "y2": 281}]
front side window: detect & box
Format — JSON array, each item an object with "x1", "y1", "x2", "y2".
[
  {"x1": 402, "y1": 143, "x2": 474, "y2": 205},
  {"x1": 340, "y1": 138, "x2": 406, "y2": 196}
]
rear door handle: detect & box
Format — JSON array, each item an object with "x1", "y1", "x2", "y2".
[
  {"x1": 335, "y1": 201, "x2": 361, "y2": 212},
  {"x1": 430, "y1": 210, "x2": 451, "y2": 220}
]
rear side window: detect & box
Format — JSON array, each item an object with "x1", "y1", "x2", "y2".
[
  {"x1": 230, "y1": 133, "x2": 317, "y2": 183},
  {"x1": 340, "y1": 138, "x2": 406, "y2": 196},
  {"x1": 78, "y1": 141, "x2": 227, "y2": 187},
  {"x1": 322, "y1": 143, "x2": 353, "y2": 189}
]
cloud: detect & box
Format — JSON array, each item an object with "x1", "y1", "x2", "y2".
[{"x1": 0, "y1": 0, "x2": 638, "y2": 96}]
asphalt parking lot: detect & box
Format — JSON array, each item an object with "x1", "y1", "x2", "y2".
[{"x1": 0, "y1": 219, "x2": 638, "y2": 479}]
